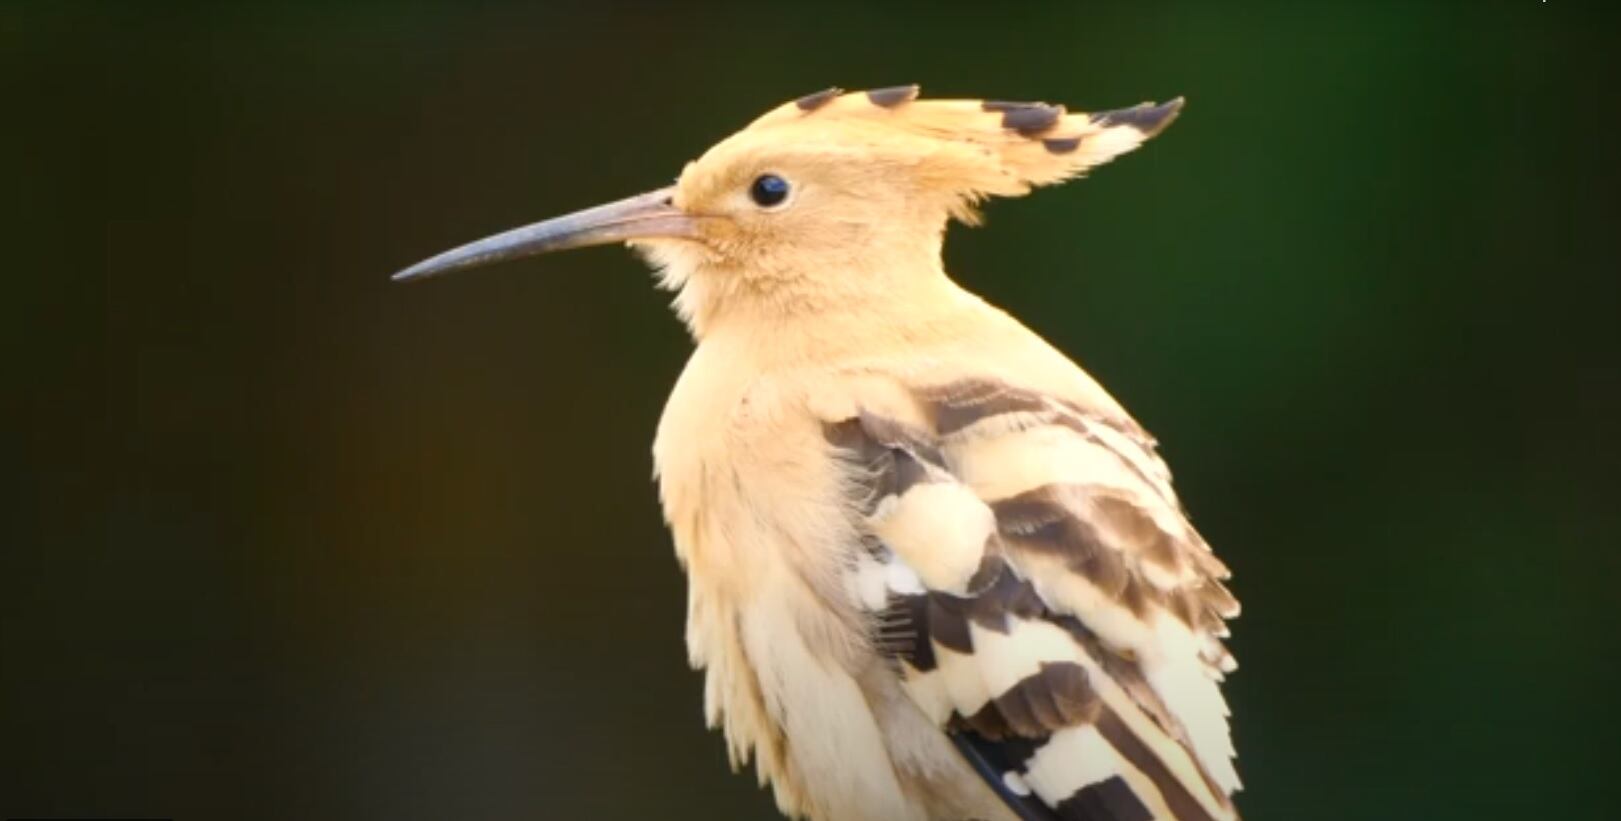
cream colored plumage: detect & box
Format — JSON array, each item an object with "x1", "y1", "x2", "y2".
[{"x1": 395, "y1": 85, "x2": 1240, "y2": 821}]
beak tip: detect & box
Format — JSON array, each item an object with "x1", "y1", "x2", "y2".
[{"x1": 390, "y1": 260, "x2": 444, "y2": 283}]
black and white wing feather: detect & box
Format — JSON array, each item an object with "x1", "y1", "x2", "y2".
[{"x1": 827, "y1": 378, "x2": 1240, "y2": 821}]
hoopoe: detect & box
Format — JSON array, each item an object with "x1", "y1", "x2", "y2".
[{"x1": 395, "y1": 85, "x2": 1240, "y2": 821}]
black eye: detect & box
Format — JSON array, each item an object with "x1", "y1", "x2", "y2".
[{"x1": 749, "y1": 174, "x2": 790, "y2": 208}]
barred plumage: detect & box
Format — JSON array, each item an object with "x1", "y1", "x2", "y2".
[
  {"x1": 395, "y1": 85, "x2": 1237, "y2": 820},
  {"x1": 827, "y1": 379, "x2": 1238, "y2": 819}
]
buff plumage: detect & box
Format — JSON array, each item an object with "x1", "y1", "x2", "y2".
[{"x1": 397, "y1": 85, "x2": 1238, "y2": 821}]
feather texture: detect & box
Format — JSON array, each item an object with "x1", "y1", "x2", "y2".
[{"x1": 825, "y1": 377, "x2": 1239, "y2": 820}]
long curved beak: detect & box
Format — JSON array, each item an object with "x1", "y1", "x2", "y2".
[{"x1": 391, "y1": 186, "x2": 695, "y2": 283}]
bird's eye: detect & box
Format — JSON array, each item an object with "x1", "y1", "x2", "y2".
[{"x1": 749, "y1": 174, "x2": 791, "y2": 208}]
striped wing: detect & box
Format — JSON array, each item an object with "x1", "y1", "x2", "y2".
[{"x1": 828, "y1": 379, "x2": 1240, "y2": 820}]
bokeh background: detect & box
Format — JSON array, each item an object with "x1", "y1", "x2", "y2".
[{"x1": 6, "y1": 1, "x2": 1619, "y2": 818}]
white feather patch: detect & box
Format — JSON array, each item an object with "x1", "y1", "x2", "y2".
[
  {"x1": 883, "y1": 556, "x2": 926, "y2": 597},
  {"x1": 933, "y1": 644, "x2": 990, "y2": 717},
  {"x1": 870, "y1": 481, "x2": 995, "y2": 595},
  {"x1": 1002, "y1": 770, "x2": 1033, "y2": 797},
  {"x1": 969, "y1": 616, "x2": 1083, "y2": 698},
  {"x1": 1023, "y1": 725, "x2": 1172, "y2": 817}
]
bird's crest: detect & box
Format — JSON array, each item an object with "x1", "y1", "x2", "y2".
[{"x1": 727, "y1": 84, "x2": 1183, "y2": 223}]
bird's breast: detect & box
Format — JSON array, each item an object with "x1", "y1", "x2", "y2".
[{"x1": 652, "y1": 343, "x2": 944, "y2": 820}]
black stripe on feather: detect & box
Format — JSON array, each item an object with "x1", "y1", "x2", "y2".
[
  {"x1": 1054, "y1": 775, "x2": 1153, "y2": 821},
  {"x1": 949, "y1": 729, "x2": 1060, "y2": 821}
]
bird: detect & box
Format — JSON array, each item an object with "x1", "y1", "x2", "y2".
[{"x1": 394, "y1": 84, "x2": 1240, "y2": 821}]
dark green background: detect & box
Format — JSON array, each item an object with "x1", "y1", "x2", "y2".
[{"x1": 6, "y1": 2, "x2": 1618, "y2": 819}]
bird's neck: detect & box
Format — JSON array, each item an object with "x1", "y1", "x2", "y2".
[
  {"x1": 675, "y1": 229, "x2": 965, "y2": 341},
  {"x1": 687, "y1": 263, "x2": 978, "y2": 369}
]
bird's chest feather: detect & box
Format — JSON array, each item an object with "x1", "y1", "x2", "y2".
[
  {"x1": 654, "y1": 346, "x2": 853, "y2": 602},
  {"x1": 653, "y1": 349, "x2": 971, "y2": 821}
]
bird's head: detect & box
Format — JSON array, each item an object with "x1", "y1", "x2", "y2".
[{"x1": 394, "y1": 85, "x2": 1182, "y2": 335}]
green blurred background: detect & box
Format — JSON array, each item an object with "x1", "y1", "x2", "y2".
[{"x1": 5, "y1": 1, "x2": 1618, "y2": 818}]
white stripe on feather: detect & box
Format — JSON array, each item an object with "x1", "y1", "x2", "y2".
[
  {"x1": 1010, "y1": 552, "x2": 1240, "y2": 804},
  {"x1": 949, "y1": 419, "x2": 1195, "y2": 578},
  {"x1": 1102, "y1": 678, "x2": 1237, "y2": 821},
  {"x1": 870, "y1": 481, "x2": 995, "y2": 595},
  {"x1": 1081, "y1": 416, "x2": 1179, "y2": 505},
  {"x1": 1023, "y1": 725, "x2": 1175, "y2": 818},
  {"x1": 951, "y1": 422, "x2": 1143, "y2": 501},
  {"x1": 969, "y1": 616, "x2": 1083, "y2": 697},
  {"x1": 1004, "y1": 603, "x2": 1237, "y2": 817},
  {"x1": 969, "y1": 613, "x2": 1235, "y2": 816},
  {"x1": 933, "y1": 644, "x2": 991, "y2": 717},
  {"x1": 966, "y1": 548, "x2": 1231, "y2": 811},
  {"x1": 1019, "y1": 552, "x2": 1159, "y2": 652},
  {"x1": 1140, "y1": 611, "x2": 1241, "y2": 794}
]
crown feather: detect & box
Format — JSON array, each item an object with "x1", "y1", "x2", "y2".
[{"x1": 744, "y1": 85, "x2": 1183, "y2": 223}]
